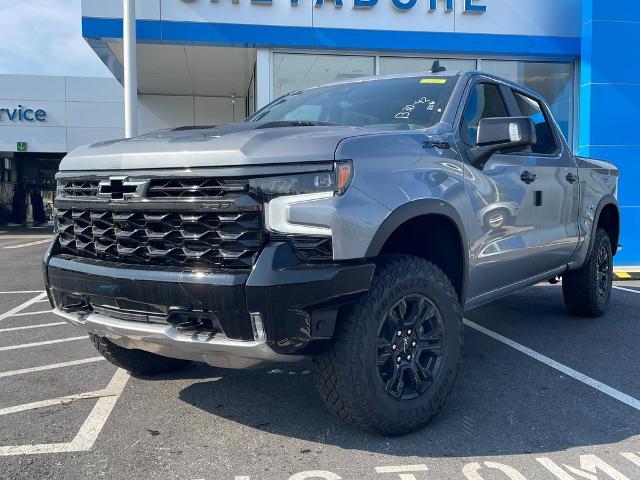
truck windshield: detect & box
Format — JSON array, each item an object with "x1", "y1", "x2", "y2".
[{"x1": 246, "y1": 75, "x2": 458, "y2": 130}]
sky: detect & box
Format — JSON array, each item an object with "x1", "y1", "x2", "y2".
[{"x1": 0, "y1": 0, "x2": 111, "y2": 77}]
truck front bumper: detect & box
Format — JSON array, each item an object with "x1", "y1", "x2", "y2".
[{"x1": 43, "y1": 239, "x2": 375, "y2": 368}]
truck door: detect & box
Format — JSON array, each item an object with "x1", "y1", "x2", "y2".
[
  {"x1": 458, "y1": 80, "x2": 540, "y2": 300},
  {"x1": 506, "y1": 89, "x2": 580, "y2": 273}
]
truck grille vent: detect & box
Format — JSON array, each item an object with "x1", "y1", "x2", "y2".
[
  {"x1": 271, "y1": 234, "x2": 333, "y2": 261},
  {"x1": 60, "y1": 180, "x2": 101, "y2": 197},
  {"x1": 146, "y1": 178, "x2": 249, "y2": 198},
  {"x1": 56, "y1": 208, "x2": 264, "y2": 268}
]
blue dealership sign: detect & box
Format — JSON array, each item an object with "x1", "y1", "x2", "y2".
[{"x1": 185, "y1": 0, "x2": 487, "y2": 12}]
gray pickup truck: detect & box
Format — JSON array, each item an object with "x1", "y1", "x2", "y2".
[{"x1": 43, "y1": 71, "x2": 619, "y2": 435}]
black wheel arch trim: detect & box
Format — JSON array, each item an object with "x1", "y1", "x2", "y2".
[
  {"x1": 365, "y1": 199, "x2": 469, "y2": 306},
  {"x1": 586, "y1": 195, "x2": 620, "y2": 260}
]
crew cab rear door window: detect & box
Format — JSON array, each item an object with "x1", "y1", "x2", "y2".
[
  {"x1": 460, "y1": 83, "x2": 509, "y2": 146},
  {"x1": 512, "y1": 91, "x2": 557, "y2": 155}
]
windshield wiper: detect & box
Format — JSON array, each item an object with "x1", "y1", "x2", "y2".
[{"x1": 256, "y1": 121, "x2": 338, "y2": 129}]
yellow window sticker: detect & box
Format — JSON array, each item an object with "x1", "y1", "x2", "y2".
[{"x1": 420, "y1": 78, "x2": 447, "y2": 84}]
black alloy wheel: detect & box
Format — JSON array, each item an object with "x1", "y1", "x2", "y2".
[
  {"x1": 595, "y1": 244, "x2": 611, "y2": 299},
  {"x1": 376, "y1": 294, "x2": 445, "y2": 400}
]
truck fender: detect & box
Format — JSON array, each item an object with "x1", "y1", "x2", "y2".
[
  {"x1": 364, "y1": 199, "x2": 469, "y2": 305},
  {"x1": 584, "y1": 194, "x2": 620, "y2": 261}
]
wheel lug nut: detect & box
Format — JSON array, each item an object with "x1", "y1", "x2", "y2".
[
  {"x1": 397, "y1": 331, "x2": 402, "y2": 336},
  {"x1": 407, "y1": 355, "x2": 412, "y2": 360},
  {"x1": 392, "y1": 345, "x2": 397, "y2": 350},
  {"x1": 407, "y1": 330, "x2": 412, "y2": 335},
  {"x1": 412, "y1": 341, "x2": 417, "y2": 347},
  {"x1": 397, "y1": 356, "x2": 402, "y2": 363}
]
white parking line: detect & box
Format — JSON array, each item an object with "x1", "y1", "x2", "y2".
[
  {"x1": 3, "y1": 239, "x2": 51, "y2": 249},
  {"x1": 0, "y1": 292, "x2": 48, "y2": 322},
  {"x1": 0, "y1": 357, "x2": 105, "y2": 379},
  {"x1": 464, "y1": 319, "x2": 640, "y2": 412},
  {"x1": 0, "y1": 369, "x2": 129, "y2": 456},
  {"x1": 0, "y1": 336, "x2": 86, "y2": 352},
  {"x1": 0, "y1": 290, "x2": 44, "y2": 295},
  {"x1": 614, "y1": 286, "x2": 640, "y2": 295},
  {"x1": 0, "y1": 322, "x2": 66, "y2": 333},
  {"x1": 10, "y1": 310, "x2": 53, "y2": 317},
  {"x1": 375, "y1": 465, "x2": 429, "y2": 473}
]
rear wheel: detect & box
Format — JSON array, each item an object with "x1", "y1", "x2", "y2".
[
  {"x1": 90, "y1": 334, "x2": 191, "y2": 375},
  {"x1": 312, "y1": 255, "x2": 463, "y2": 436},
  {"x1": 562, "y1": 228, "x2": 613, "y2": 317}
]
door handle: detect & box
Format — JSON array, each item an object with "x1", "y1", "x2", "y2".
[
  {"x1": 520, "y1": 170, "x2": 537, "y2": 184},
  {"x1": 566, "y1": 172, "x2": 579, "y2": 184}
]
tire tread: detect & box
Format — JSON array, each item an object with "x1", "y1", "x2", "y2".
[
  {"x1": 313, "y1": 255, "x2": 463, "y2": 436},
  {"x1": 562, "y1": 228, "x2": 612, "y2": 318}
]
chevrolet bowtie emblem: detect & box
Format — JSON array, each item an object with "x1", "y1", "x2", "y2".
[{"x1": 98, "y1": 177, "x2": 147, "y2": 201}]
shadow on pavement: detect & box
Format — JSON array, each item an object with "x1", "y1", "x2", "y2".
[{"x1": 175, "y1": 309, "x2": 640, "y2": 458}]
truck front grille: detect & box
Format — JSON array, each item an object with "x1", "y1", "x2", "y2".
[
  {"x1": 147, "y1": 178, "x2": 248, "y2": 198},
  {"x1": 57, "y1": 177, "x2": 250, "y2": 200},
  {"x1": 60, "y1": 180, "x2": 101, "y2": 197},
  {"x1": 56, "y1": 208, "x2": 264, "y2": 268}
]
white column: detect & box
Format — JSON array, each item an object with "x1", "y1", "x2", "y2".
[
  {"x1": 25, "y1": 193, "x2": 33, "y2": 227},
  {"x1": 255, "y1": 48, "x2": 272, "y2": 110},
  {"x1": 123, "y1": 0, "x2": 138, "y2": 137}
]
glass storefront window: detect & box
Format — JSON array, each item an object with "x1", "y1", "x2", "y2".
[
  {"x1": 482, "y1": 60, "x2": 574, "y2": 142},
  {"x1": 273, "y1": 53, "x2": 375, "y2": 98},
  {"x1": 380, "y1": 57, "x2": 477, "y2": 76}
]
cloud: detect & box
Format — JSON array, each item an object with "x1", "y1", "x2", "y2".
[{"x1": 0, "y1": 0, "x2": 111, "y2": 77}]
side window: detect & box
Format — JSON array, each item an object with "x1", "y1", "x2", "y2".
[
  {"x1": 512, "y1": 91, "x2": 557, "y2": 155},
  {"x1": 461, "y1": 83, "x2": 509, "y2": 146}
]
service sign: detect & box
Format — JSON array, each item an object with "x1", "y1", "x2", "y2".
[{"x1": 0, "y1": 106, "x2": 47, "y2": 123}]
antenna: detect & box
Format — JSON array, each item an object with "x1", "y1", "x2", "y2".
[{"x1": 429, "y1": 60, "x2": 447, "y2": 74}]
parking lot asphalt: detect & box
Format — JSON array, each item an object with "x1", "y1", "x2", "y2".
[{"x1": 1, "y1": 234, "x2": 639, "y2": 480}]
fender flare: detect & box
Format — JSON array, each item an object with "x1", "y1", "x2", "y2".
[
  {"x1": 365, "y1": 199, "x2": 469, "y2": 305},
  {"x1": 585, "y1": 195, "x2": 620, "y2": 260}
]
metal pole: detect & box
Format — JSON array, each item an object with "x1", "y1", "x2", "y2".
[{"x1": 123, "y1": 0, "x2": 138, "y2": 137}]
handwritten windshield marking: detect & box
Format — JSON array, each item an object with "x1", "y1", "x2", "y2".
[{"x1": 395, "y1": 98, "x2": 436, "y2": 120}]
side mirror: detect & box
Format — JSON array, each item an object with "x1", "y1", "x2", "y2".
[{"x1": 468, "y1": 117, "x2": 536, "y2": 169}]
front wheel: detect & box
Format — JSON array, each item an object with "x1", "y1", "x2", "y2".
[
  {"x1": 312, "y1": 255, "x2": 463, "y2": 436},
  {"x1": 562, "y1": 228, "x2": 613, "y2": 317}
]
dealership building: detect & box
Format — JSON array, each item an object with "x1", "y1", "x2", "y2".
[{"x1": 1, "y1": 0, "x2": 638, "y2": 265}]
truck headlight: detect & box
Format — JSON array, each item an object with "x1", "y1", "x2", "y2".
[
  {"x1": 249, "y1": 161, "x2": 352, "y2": 200},
  {"x1": 260, "y1": 162, "x2": 352, "y2": 239}
]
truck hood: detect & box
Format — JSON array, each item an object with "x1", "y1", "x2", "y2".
[{"x1": 59, "y1": 123, "x2": 371, "y2": 172}]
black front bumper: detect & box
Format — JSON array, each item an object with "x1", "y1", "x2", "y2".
[{"x1": 43, "y1": 238, "x2": 374, "y2": 355}]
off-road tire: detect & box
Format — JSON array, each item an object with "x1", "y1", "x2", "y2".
[
  {"x1": 312, "y1": 255, "x2": 463, "y2": 436},
  {"x1": 90, "y1": 334, "x2": 191, "y2": 375},
  {"x1": 562, "y1": 228, "x2": 613, "y2": 317}
]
